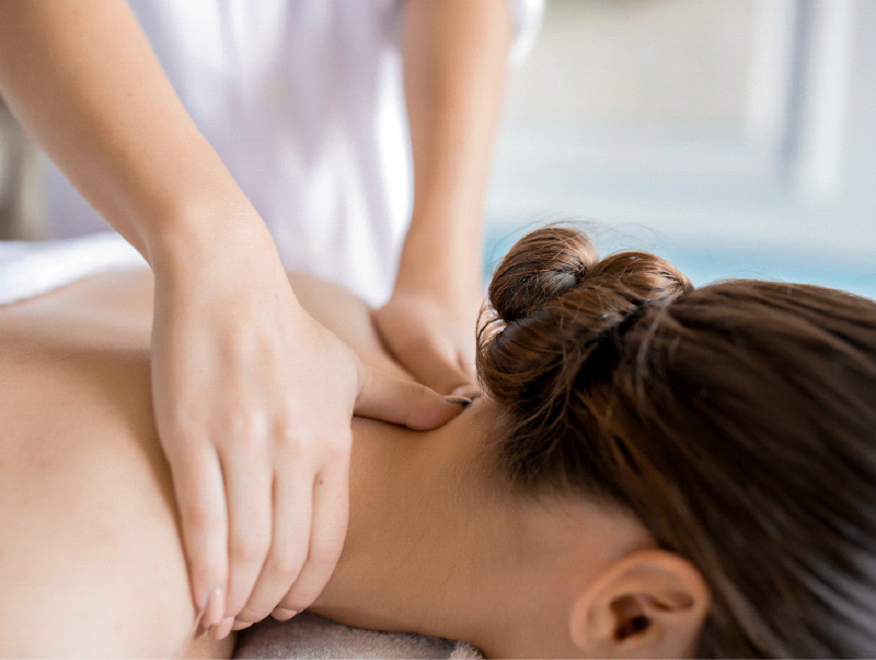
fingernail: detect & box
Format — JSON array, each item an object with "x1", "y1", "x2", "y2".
[
  {"x1": 451, "y1": 385, "x2": 481, "y2": 399},
  {"x1": 271, "y1": 607, "x2": 299, "y2": 621},
  {"x1": 204, "y1": 587, "x2": 223, "y2": 628},
  {"x1": 197, "y1": 591, "x2": 209, "y2": 619},
  {"x1": 231, "y1": 618, "x2": 253, "y2": 632},
  {"x1": 211, "y1": 616, "x2": 235, "y2": 640},
  {"x1": 443, "y1": 395, "x2": 473, "y2": 406}
]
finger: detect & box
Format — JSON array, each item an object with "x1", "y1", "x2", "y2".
[
  {"x1": 210, "y1": 614, "x2": 236, "y2": 641},
  {"x1": 451, "y1": 352, "x2": 480, "y2": 398},
  {"x1": 355, "y1": 363, "x2": 467, "y2": 430},
  {"x1": 450, "y1": 353, "x2": 481, "y2": 399},
  {"x1": 458, "y1": 346, "x2": 478, "y2": 385},
  {"x1": 450, "y1": 383, "x2": 482, "y2": 399},
  {"x1": 170, "y1": 445, "x2": 228, "y2": 629},
  {"x1": 275, "y1": 451, "x2": 350, "y2": 614},
  {"x1": 221, "y1": 448, "x2": 273, "y2": 621},
  {"x1": 234, "y1": 465, "x2": 312, "y2": 628},
  {"x1": 395, "y1": 335, "x2": 476, "y2": 396}
]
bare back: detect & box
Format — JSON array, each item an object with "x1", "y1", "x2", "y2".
[{"x1": 0, "y1": 269, "x2": 404, "y2": 657}]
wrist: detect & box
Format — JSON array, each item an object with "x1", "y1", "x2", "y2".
[
  {"x1": 147, "y1": 193, "x2": 277, "y2": 282},
  {"x1": 397, "y1": 216, "x2": 483, "y2": 296}
]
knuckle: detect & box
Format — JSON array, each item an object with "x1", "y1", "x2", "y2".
[
  {"x1": 308, "y1": 543, "x2": 343, "y2": 573},
  {"x1": 230, "y1": 534, "x2": 270, "y2": 564},
  {"x1": 265, "y1": 553, "x2": 304, "y2": 582},
  {"x1": 286, "y1": 585, "x2": 321, "y2": 611},
  {"x1": 399, "y1": 385, "x2": 434, "y2": 428},
  {"x1": 236, "y1": 605, "x2": 268, "y2": 625},
  {"x1": 228, "y1": 409, "x2": 268, "y2": 446},
  {"x1": 180, "y1": 501, "x2": 220, "y2": 531},
  {"x1": 273, "y1": 417, "x2": 308, "y2": 452},
  {"x1": 191, "y1": 567, "x2": 225, "y2": 592},
  {"x1": 274, "y1": 437, "x2": 306, "y2": 464},
  {"x1": 323, "y1": 435, "x2": 350, "y2": 464},
  {"x1": 411, "y1": 382, "x2": 433, "y2": 404}
]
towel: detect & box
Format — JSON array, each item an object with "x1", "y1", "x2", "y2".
[
  {"x1": 0, "y1": 231, "x2": 147, "y2": 306},
  {"x1": 234, "y1": 612, "x2": 484, "y2": 659}
]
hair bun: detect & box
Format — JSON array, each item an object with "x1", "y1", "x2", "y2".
[
  {"x1": 478, "y1": 226, "x2": 693, "y2": 405},
  {"x1": 487, "y1": 227, "x2": 598, "y2": 324},
  {"x1": 486, "y1": 226, "x2": 691, "y2": 326}
]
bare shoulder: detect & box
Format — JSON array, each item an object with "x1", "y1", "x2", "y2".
[
  {"x1": 0, "y1": 267, "x2": 409, "y2": 381},
  {"x1": 287, "y1": 272, "x2": 411, "y2": 381},
  {"x1": 287, "y1": 271, "x2": 376, "y2": 346}
]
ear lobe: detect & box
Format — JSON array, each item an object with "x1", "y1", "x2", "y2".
[{"x1": 569, "y1": 549, "x2": 711, "y2": 658}]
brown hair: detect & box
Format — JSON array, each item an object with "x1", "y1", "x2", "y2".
[{"x1": 477, "y1": 226, "x2": 876, "y2": 657}]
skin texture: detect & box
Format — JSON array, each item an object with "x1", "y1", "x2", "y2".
[
  {"x1": 0, "y1": 0, "x2": 511, "y2": 639},
  {"x1": 0, "y1": 269, "x2": 683, "y2": 658}
]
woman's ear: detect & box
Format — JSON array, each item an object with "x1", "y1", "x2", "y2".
[{"x1": 568, "y1": 549, "x2": 711, "y2": 658}]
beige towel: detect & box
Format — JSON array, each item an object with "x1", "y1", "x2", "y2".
[{"x1": 233, "y1": 612, "x2": 484, "y2": 659}]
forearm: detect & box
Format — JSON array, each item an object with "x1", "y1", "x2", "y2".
[
  {"x1": 400, "y1": 0, "x2": 512, "y2": 299},
  {"x1": 0, "y1": 0, "x2": 262, "y2": 268}
]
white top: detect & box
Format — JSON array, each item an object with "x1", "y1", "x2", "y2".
[{"x1": 45, "y1": 0, "x2": 544, "y2": 306}]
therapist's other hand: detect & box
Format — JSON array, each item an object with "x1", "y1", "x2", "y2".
[
  {"x1": 374, "y1": 288, "x2": 481, "y2": 398},
  {"x1": 150, "y1": 224, "x2": 465, "y2": 641}
]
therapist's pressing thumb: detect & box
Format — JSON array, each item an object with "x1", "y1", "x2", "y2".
[
  {"x1": 450, "y1": 383, "x2": 481, "y2": 399},
  {"x1": 398, "y1": 342, "x2": 478, "y2": 400},
  {"x1": 354, "y1": 364, "x2": 468, "y2": 430}
]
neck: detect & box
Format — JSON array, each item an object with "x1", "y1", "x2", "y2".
[
  {"x1": 309, "y1": 401, "x2": 523, "y2": 647},
  {"x1": 307, "y1": 398, "x2": 655, "y2": 658}
]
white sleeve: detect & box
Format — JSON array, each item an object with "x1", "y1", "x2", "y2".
[{"x1": 505, "y1": 0, "x2": 545, "y2": 66}]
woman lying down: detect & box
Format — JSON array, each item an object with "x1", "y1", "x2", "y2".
[{"x1": 1, "y1": 225, "x2": 875, "y2": 658}]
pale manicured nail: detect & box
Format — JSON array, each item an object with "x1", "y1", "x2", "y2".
[
  {"x1": 196, "y1": 591, "x2": 209, "y2": 619},
  {"x1": 450, "y1": 385, "x2": 480, "y2": 399},
  {"x1": 203, "y1": 587, "x2": 224, "y2": 628},
  {"x1": 443, "y1": 395, "x2": 473, "y2": 405},
  {"x1": 271, "y1": 607, "x2": 299, "y2": 621}
]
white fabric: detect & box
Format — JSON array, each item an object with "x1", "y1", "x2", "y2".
[
  {"x1": 0, "y1": 232, "x2": 146, "y2": 307},
  {"x1": 45, "y1": 0, "x2": 544, "y2": 307},
  {"x1": 507, "y1": 0, "x2": 545, "y2": 66}
]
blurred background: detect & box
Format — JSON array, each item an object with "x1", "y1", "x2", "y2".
[
  {"x1": 485, "y1": 0, "x2": 876, "y2": 298},
  {"x1": 1, "y1": 0, "x2": 874, "y2": 297}
]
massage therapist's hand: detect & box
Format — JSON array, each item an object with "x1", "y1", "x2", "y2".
[
  {"x1": 375, "y1": 281, "x2": 482, "y2": 398},
  {"x1": 150, "y1": 222, "x2": 465, "y2": 641}
]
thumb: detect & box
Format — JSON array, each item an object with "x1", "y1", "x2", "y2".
[
  {"x1": 354, "y1": 362, "x2": 469, "y2": 430},
  {"x1": 397, "y1": 338, "x2": 477, "y2": 397}
]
